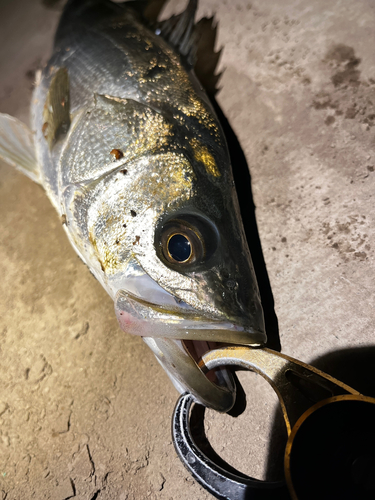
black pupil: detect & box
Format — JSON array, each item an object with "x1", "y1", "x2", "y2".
[{"x1": 168, "y1": 234, "x2": 191, "y2": 262}]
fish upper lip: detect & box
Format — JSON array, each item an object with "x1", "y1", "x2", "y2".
[
  {"x1": 115, "y1": 288, "x2": 266, "y2": 345},
  {"x1": 116, "y1": 287, "x2": 228, "y2": 324}
]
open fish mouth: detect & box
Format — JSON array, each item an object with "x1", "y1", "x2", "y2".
[{"x1": 115, "y1": 289, "x2": 264, "y2": 411}]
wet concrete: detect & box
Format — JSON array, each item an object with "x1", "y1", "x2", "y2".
[{"x1": 0, "y1": 0, "x2": 374, "y2": 498}]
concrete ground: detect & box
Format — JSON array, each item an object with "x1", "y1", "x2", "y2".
[{"x1": 0, "y1": 0, "x2": 375, "y2": 498}]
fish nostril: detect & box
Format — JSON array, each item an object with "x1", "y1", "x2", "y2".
[{"x1": 226, "y1": 279, "x2": 238, "y2": 291}]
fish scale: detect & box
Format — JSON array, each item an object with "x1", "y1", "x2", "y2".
[
  {"x1": 0, "y1": 0, "x2": 265, "y2": 411},
  {"x1": 60, "y1": 96, "x2": 173, "y2": 185}
]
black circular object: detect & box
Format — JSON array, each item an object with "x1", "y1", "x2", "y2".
[
  {"x1": 168, "y1": 233, "x2": 192, "y2": 262},
  {"x1": 285, "y1": 395, "x2": 375, "y2": 500},
  {"x1": 173, "y1": 393, "x2": 290, "y2": 500}
]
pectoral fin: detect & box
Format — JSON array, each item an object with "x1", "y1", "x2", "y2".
[
  {"x1": 0, "y1": 113, "x2": 41, "y2": 184},
  {"x1": 42, "y1": 67, "x2": 71, "y2": 150}
]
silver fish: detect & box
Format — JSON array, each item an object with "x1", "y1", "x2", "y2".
[{"x1": 0, "y1": 0, "x2": 265, "y2": 411}]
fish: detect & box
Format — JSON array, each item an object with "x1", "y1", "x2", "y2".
[{"x1": 0, "y1": 0, "x2": 265, "y2": 412}]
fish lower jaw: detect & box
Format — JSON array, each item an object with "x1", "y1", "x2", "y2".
[
  {"x1": 114, "y1": 288, "x2": 265, "y2": 410},
  {"x1": 116, "y1": 306, "x2": 263, "y2": 408},
  {"x1": 143, "y1": 335, "x2": 238, "y2": 412}
]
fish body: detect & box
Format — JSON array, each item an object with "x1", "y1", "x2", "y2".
[{"x1": 0, "y1": 0, "x2": 265, "y2": 411}]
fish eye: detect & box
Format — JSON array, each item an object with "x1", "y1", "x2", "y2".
[
  {"x1": 167, "y1": 233, "x2": 192, "y2": 263},
  {"x1": 160, "y1": 220, "x2": 206, "y2": 266}
]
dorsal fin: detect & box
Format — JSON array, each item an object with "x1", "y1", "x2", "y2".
[
  {"x1": 194, "y1": 16, "x2": 222, "y2": 95},
  {"x1": 153, "y1": 1, "x2": 222, "y2": 94},
  {"x1": 155, "y1": 0, "x2": 198, "y2": 65},
  {"x1": 142, "y1": 0, "x2": 168, "y2": 23},
  {"x1": 125, "y1": 0, "x2": 168, "y2": 23}
]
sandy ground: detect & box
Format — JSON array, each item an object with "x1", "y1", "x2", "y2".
[{"x1": 1, "y1": 0, "x2": 375, "y2": 498}]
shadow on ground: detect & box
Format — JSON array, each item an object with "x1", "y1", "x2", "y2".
[
  {"x1": 186, "y1": 344, "x2": 375, "y2": 499},
  {"x1": 211, "y1": 97, "x2": 281, "y2": 353},
  {"x1": 199, "y1": 99, "x2": 375, "y2": 498},
  {"x1": 209, "y1": 96, "x2": 281, "y2": 419}
]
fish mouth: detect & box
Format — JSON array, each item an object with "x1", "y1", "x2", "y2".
[
  {"x1": 115, "y1": 288, "x2": 265, "y2": 344},
  {"x1": 115, "y1": 288, "x2": 265, "y2": 411}
]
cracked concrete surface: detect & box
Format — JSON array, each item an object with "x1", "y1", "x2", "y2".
[{"x1": 0, "y1": 0, "x2": 375, "y2": 498}]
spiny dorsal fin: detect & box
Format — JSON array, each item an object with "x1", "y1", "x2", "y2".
[
  {"x1": 155, "y1": 0, "x2": 199, "y2": 65},
  {"x1": 194, "y1": 16, "x2": 222, "y2": 95},
  {"x1": 154, "y1": 1, "x2": 222, "y2": 94},
  {"x1": 142, "y1": 0, "x2": 168, "y2": 23},
  {"x1": 125, "y1": 0, "x2": 168, "y2": 23}
]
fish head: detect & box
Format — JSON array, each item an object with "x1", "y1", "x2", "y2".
[
  {"x1": 63, "y1": 96, "x2": 265, "y2": 411},
  {"x1": 101, "y1": 145, "x2": 264, "y2": 411},
  {"x1": 92, "y1": 148, "x2": 266, "y2": 346}
]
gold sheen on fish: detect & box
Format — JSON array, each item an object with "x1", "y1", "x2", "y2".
[{"x1": 0, "y1": 0, "x2": 265, "y2": 412}]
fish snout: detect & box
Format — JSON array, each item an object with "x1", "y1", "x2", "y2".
[{"x1": 213, "y1": 271, "x2": 266, "y2": 340}]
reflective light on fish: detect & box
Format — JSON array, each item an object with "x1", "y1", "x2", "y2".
[
  {"x1": 0, "y1": 0, "x2": 266, "y2": 412},
  {"x1": 168, "y1": 234, "x2": 192, "y2": 263}
]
